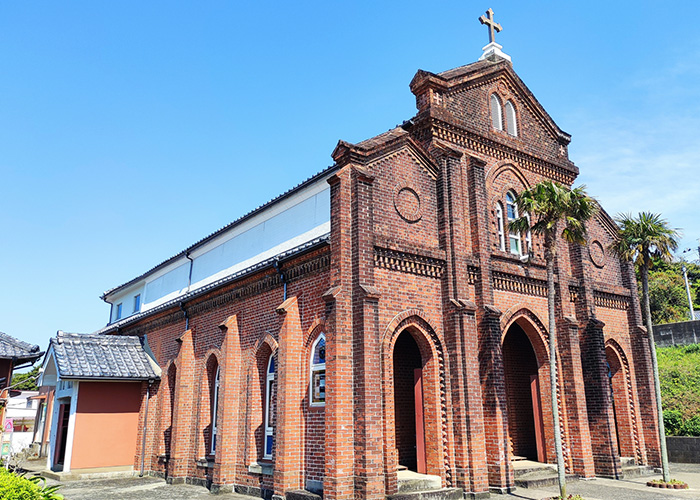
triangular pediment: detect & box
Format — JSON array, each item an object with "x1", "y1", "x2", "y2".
[
  {"x1": 411, "y1": 59, "x2": 571, "y2": 146},
  {"x1": 332, "y1": 127, "x2": 439, "y2": 180}
]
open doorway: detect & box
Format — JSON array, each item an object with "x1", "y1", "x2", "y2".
[
  {"x1": 503, "y1": 323, "x2": 545, "y2": 462},
  {"x1": 393, "y1": 330, "x2": 426, "y2": 473}
]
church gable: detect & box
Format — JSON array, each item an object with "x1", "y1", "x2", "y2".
[
  {"x1": 410, "y1": 61, "x2": 574, "y2": 169},
  {"x1": 332, "y1": 128, "x2": 441, "y2": 253}
]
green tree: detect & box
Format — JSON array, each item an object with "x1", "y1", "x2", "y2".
[
  {"x1": 10, "y1": 364, "x2": 41, "y2": 391},
  {"x1": 510, "y1": 181, "x2": 596, "y2": 499},
  {"x1": 609, "y1": 212, "x2": 680, "y2": 483},
  {"x1": 647, "y1": 268, "x2": 690, "y2": 324}
]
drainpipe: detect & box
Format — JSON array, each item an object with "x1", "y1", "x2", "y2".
[
  {"x1": 274, "y1": 258, "x2": 287, "y2": 301},
  {"x1": 185, "y1": 251, "x2": 194, "y2": 293},
  {"x1": 180, "y1": 302, "x2": 189, "y2": 331},
  {"x1": 139, "y1": 379, "x2": 154, "y2": 477}
]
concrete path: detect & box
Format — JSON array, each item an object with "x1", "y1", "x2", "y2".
[{"x1": 17, "y1": 460, "x2": 700, "y2": 500}]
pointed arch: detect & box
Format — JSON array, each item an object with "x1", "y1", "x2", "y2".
[{"x1": 381, "y1": 311, "x2": 450, "y2": 487}]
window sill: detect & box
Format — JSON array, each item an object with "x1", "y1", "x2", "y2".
[
  {"x1": 249, "y1": 462, "x2": 274, "y2": 476},
  {"x1": 196, "y1": 457, "x2": 215, "y2": 469}
]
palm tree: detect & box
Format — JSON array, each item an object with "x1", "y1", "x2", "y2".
[
  {"x1": 609, "y1": 212, "x2": 679, "y2": 483},
  {"x1": 510, "y1": 181, "x2": 597, "y2": 499}
]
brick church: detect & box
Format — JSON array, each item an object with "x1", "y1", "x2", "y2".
[{"x1": 43, "y1": 11, "x2": 661, "y2": 500}]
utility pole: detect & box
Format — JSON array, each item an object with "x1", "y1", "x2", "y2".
[{"x1": 682, "y1": 264, "x2": 695, "y2": 320}]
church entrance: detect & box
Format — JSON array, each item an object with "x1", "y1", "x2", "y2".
[
  {"x1": 606, "y1": 346, "x2": 635, "y2": 459},
  {"x1": 393, "y1": 330, "x2": 426, "y2": 473},
  {"x1": 503, "y1": 323, "x2": 545, "y2": 462}
]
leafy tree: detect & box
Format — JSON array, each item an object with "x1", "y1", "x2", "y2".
[
  {"x1": 610, "y1": 212, "x2": 680, "y2": 483},
  {"x1": 647, "y1": 268, "x2": 691, "y2": 324},
  {"x1": 510, "y1": 181, "x2": 596, "y2": 499},
  {"x1": 10, "y1": 364, "x2": 41, "y2": 391}
]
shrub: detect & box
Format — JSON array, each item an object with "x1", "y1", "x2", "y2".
[
  {"x1": 680, "y1": 415, "x2": 700, "y2": 437},
  {"x1": 0, "y1": 469, "x2": 62, "y2": 500},
  {"x1": 664, "y1": 409, "x2": 684, "y2": 436}
]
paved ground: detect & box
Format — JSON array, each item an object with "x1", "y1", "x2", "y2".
[{"x1": 18, "y1": 461, "x2": 700, "y2": 500}]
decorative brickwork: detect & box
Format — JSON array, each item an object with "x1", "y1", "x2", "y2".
[
  {"x1": 594, "y1": 290, "x2": 631, "y2": 310},
  {"x1": 374, "y1": 247, "x2": 445, "y2": 278},
  {"x1": 492, "y1": 271, "x2": 547, "y2": 297}
]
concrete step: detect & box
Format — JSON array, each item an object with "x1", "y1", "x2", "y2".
[
  {"x1": 621, "y1": 465, "x2": 656, "y2": 478},
  {"x1": 397, "y1": 471, "x2": 442, "y2": 493},
  {"x1": 514, "y1": 468, "x2": 578, "y2": 489},
  {"x1": 387, "y1": 487, "x2": 463, "y2": 500}
]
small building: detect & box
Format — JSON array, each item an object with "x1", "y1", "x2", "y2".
[
  {"x1": 0, "y1": 332, "x2": 43, "y2": 458},
  {"x1": 4, "y1": 391, "x2": 40, "y2": 454},
  {"x1": 39, "y1": 332, "x2": 161, "y2": 473}
]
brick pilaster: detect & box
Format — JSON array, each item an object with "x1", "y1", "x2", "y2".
[
  {"x1": 274, "y1": 296, "x2": 305, "y2": 495},
  {"x1": 169, "y1": 328, "x2": 196, "y2": 481},
  {"x1": 323, "y1": 166, "x2": 355, "y2": 500},
  {"x1": 213, "y1": 315, "x2": 241, "y2": 488}
]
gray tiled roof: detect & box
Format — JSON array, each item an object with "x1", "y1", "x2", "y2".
[
  {"x1": 50, "y1": 332, "x2": 160, "y2": 381},
  {"x1": 0, "y1": 332, "x2": 43, "y2": 361}
]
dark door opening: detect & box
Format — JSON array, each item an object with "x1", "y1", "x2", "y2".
[
  {"x1": 503, "y1": 323, "x2": 545, "y2": 462},
  {"x1": 53, "y1": 402, "x2": 70, "y2": 470},
  {"x1": 393, "y1": 331, "x2": 425, "y2": 472}
]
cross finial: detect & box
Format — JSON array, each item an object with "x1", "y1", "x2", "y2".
[{"x1": 479, "y1": 8, "x2": 502, "y2": 44}]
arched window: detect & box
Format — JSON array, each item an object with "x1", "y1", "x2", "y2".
[
  {"x1": 505, "y1": 101, "x2": 517, "y2": 136},
  {"x1": 506, "y1": 191, "x2": 521, "y2": 255},
  {"x1": 210, "y1": 365, "x2": 220, "y2": 455},
  {"x1": 310, "y1": 334, "x2": 326, "y2": 407},
  {"x1": 490, "y1": 95, "x2": 503, "y2": 131},
  {"x1": 496, "y1": 202, "x2": 505, "y2": 251},
  {"x1": 263, "y1": 354, "x2": 275, "y2": 459}
]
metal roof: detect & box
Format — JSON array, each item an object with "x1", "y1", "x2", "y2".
[
  {"x1": 95, "y1": 233, "x2": 330, "y2": 335},
  {"x1": 49, "y1": 332, "x2": 160, "y2": 381},
  {"x1": 0, "y1": 332, "x2": 43, "y2": 361},
  {"x1": 101, "y1": 164, "x2": 338, "y2": 300}
]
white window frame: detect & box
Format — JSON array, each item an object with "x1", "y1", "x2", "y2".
[
  {"x1": 133, "y1": 294, "x2": 141, "y2": 313},
  {"x1": 505, "y1": 100, "x2": 518, "y2": 136},
  {"x1": 263, "y1": 355, "x2": 275, "y2": 460},
  {"x1": 116, "y1": 303, "x2": 123, "y2": 320},
  {"x1": 506, "y1": 191, "x2": 521, "y2": 255},
  {"x1": 309, "y1": 334, "x2": 326, "y2": 407},
  {"x1": 490, "y1": 94, "x2": 503, "y2": 131},
  {"x1": 496, "y1": 202, "x2": 505, "y2": 251},
  {"x1": 210, "y1": 366, "x2": 220, "y2": 455}
]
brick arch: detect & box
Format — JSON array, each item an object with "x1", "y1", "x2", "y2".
[
  {"x1": 245, "y1": 332, "x2": 277, "y2": 465},
  {"x1": 381, "y1": 312, "x2": 450, "y2": 491},
  {"x1": 501, "y1": 308, "x2": 558, "y2": 464},
  {"x1": 159, "y1": 361, "x2": 177, "y2": 462},
  {"x1": 254, "y1": 332, "x2": 279, "y2": 357},
  {"x1": 304, "y1": 317, "x2": 326, "y2": 348},
  {"x1": 605, "y1": 338, "x2": 644, "y2": 464},
  {"x1": 487, "y1": 161, "x2": 531, "y2": 195},
  {"x1": 501, "y1": 307, "x2": 549, "y2": 363},
  {"x1": 198, "y1": 350, "x2": 221, "y2": 459}
]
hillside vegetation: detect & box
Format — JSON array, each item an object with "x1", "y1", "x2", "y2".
[{"x1": 658, "y1": 344, "x2": 700, "y2": 436}]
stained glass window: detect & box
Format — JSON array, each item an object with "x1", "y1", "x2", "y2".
[{"x1": 310, "y1": 334, "x2": 326, "y2": 406}]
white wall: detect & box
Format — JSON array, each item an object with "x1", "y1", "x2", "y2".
[{"x1": 106, "y1": 180, "x2": 331, "y2": 322}]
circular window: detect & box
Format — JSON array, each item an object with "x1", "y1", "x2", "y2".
[{"x1": 394, "y1": 186, "x2": 422, "y2": 223}]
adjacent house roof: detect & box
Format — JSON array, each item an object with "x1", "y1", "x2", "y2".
[
  {"x1": 49, "y1": 332, "x2": 161, "y2": 381},
  {"x1": 0, "y1": 332, "x2": 43, "y2": 362}
]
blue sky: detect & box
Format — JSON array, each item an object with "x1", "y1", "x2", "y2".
[{"x1": 1, "y1": 1, "x2": 699, "y2": 350}]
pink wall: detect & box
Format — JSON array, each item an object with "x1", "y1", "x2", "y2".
[{"x1": 71, "y1": 381, "x2": 141, "y2": 470}]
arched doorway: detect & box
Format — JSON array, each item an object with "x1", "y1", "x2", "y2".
[
  {"x1": 606, "y1": 345, "x2": 636, "y2": 460},
  {"x1": 502, "y1": 322, "x2": 545, "y2": 462},
  {"x1": 393, "y1": 330, "x2": 426, "y2": 473}
]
